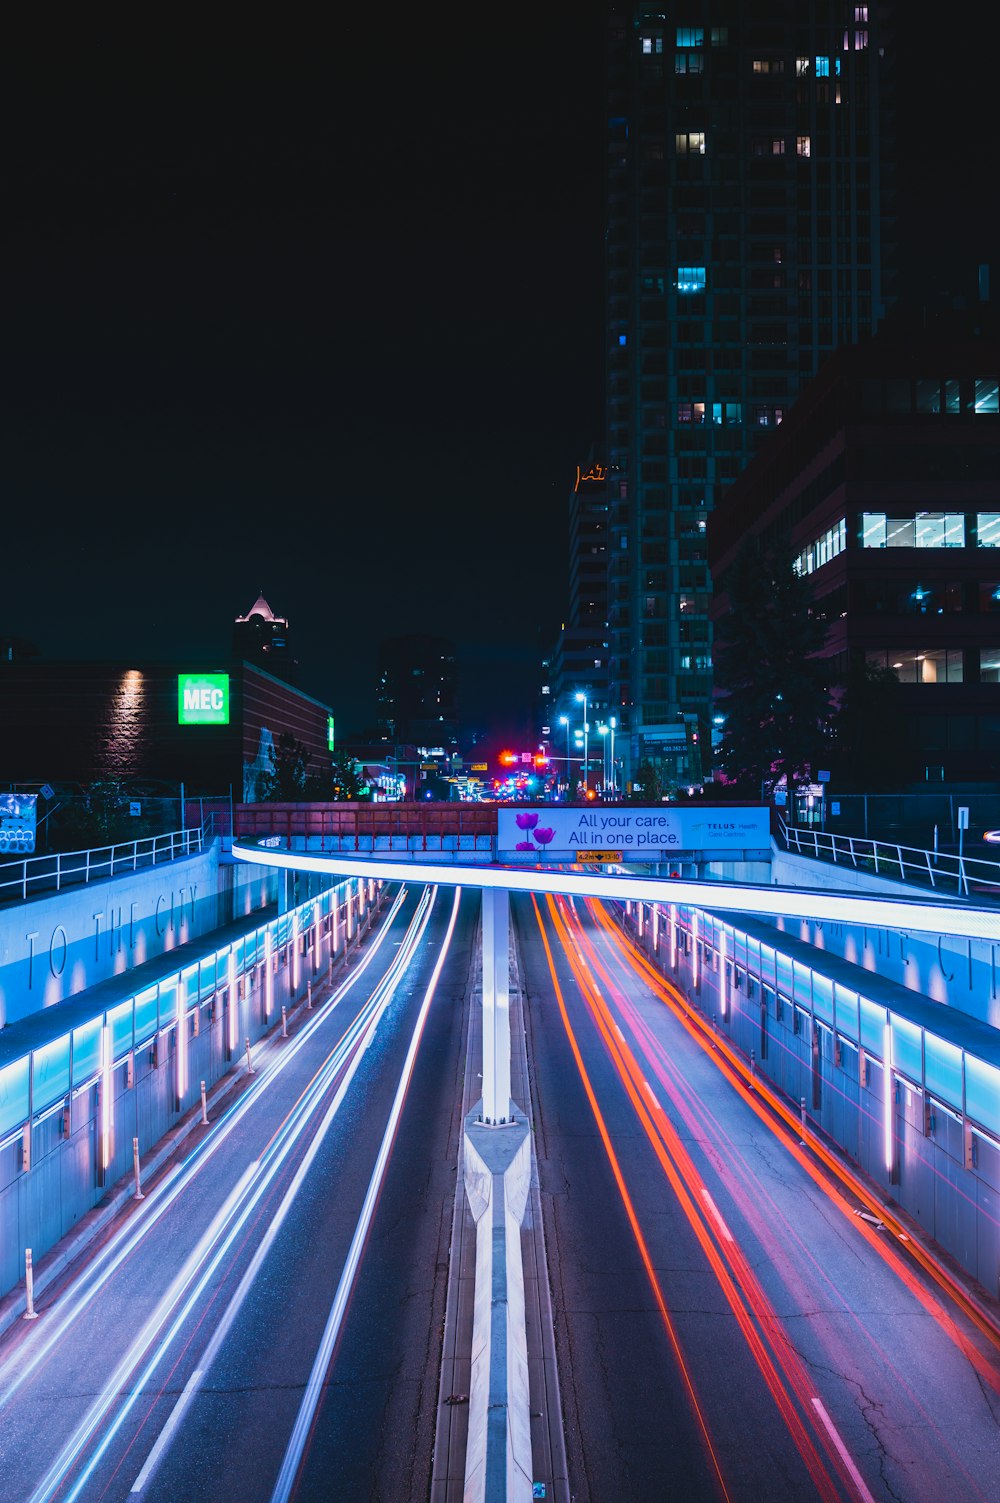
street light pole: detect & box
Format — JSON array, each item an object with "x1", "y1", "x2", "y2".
[
  {"x1": 576, "y1": 691, "x2": 588, "y2": 795},
  {"x1": 558, "y1": 715, "x2": 570, "y2": 799},
  {"x1": 598, "y1": 724, "x2": 609, "y2": 791},
  {"x1": 609, "y1": 716, "x2": 617, "y2": 797}
]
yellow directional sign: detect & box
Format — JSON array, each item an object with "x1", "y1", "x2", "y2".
[{"x1": 575, "y1": 850, "x2": 623, "y2": 864}]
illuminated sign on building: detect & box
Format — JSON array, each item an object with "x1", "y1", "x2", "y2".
[
  {"x1": 177, "y1": 673, "x2": 230, "y2": 726},
  {"x1": 0, "y1": 792, "x2": 37, "y2": 854},
  {"x1": 327, "y1": 716, "x2": 335, "y2": 751}
]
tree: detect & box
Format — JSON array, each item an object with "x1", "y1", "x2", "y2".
[
  {"x1": 829, "y1": 660, "x2": 906, "y2": 790},
  {"x1": 305, "y1": 751, "x2": 368, "y2": 801},
  {"x1": 257, "y1": 733, "x2": 310, "y2": 801},
  {"x1": 714, "y1": 538, "x2": 832, "y2": 797},
  {"x1": 631, "y1": 758, "x2": 667, "y2": 802}
]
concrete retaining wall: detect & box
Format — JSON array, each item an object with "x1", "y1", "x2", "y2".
[
  {"x1": 0, "y1": 846, "x2": 276, "y2": 1027},
  {"x1": 772, "y1": 847, "x2": 1000, "y2": 1027}
]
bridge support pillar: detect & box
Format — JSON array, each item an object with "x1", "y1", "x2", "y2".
[{"x1": 481, "y1": 887, "x2": 512, "y2": 1125}]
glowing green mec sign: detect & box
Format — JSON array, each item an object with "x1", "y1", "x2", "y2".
[{"x1": 178, "y1": 673, "x2": 230, "y2": 725}]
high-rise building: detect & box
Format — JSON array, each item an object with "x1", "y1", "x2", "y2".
[
  {"x1": 606, "y1": 2, "x2": 892, "y2": 788},
  {"x1": 547, "y1": 460, "x2": 611, "y2": 731},
  {"x1": 233, "y1": 594, "x2": 296, "y2": 683},
  {"x1": 375, "y1": 634, "x2": 459, "y2": 751}
]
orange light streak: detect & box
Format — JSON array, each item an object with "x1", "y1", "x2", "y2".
[
  {"x1": 589, "y1": 899, "x2": 1000, "y2": 1387},
  {"x1": 544, "y1": 896, "x2": 847, "y2": 1503},
  {"x1": 529, "y1": 895, "x2": 733, "y2": 1503}
]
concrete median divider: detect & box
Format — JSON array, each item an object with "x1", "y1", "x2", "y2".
[{"x1": 462, "y1": 1102, "x2": 533, "y2": 1503}]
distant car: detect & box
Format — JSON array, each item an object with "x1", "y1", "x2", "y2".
[{"x1": 983, "y1": 831, "x2": 1000, "y2": 844}]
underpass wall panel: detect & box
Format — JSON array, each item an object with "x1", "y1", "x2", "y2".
[{"x1": 973, "y1": 1138, "x2": 1000, "y2": 1295}]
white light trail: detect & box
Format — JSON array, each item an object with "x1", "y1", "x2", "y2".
[
  {"x1": 270, "y1": 886, "x2": 462, "y2": 1503},
  {"x1": 30, "y1": 888, "x2": 437, "y2": 1503},
  {"x1": 232, "y1": 842, "x2": 1000, "y2": 943},
  {"x1": 0, "y1": 888, "x2": 412, "y2": 1412}
]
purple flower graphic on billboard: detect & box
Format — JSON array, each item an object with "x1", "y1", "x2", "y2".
[
  {"x1": 515, "y1": 811, "x2": 539, "y2": 832},
  {"x1": 515, "y1": 841, "x2": 536, "y2": 851},
  {"x1": 533, "y1": 827, "x2": 555, "y2": 848}
]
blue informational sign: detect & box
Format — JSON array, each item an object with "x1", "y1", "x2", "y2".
[{"x1": 0, "y1": 792, "x2": 37, "y2": 854}]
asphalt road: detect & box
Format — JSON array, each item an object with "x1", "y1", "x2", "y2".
[
  {"x1": 517, "y1": 891, "x2": 1000, "y2": 1503},
  {"x1": 0, "y1": 882, "x2": 476, "y2": 1503}
]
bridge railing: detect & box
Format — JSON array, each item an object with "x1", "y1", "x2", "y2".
[
  {"x1": 0, "y1": 825, "x2": 206, "y2": 906},
  {"x1": 235, "y1": 801, "x2": 498, "y2": 844},
  {"x1": 778, "y1": 819, "x2": 1000, "y2": 898}
]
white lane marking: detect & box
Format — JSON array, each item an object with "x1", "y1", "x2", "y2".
[
  {"x1": 270, "y1": 886, "x2": 463, "y2": 1503},
  {"x1": 699, "y1": 1187, "x2": 734, "y2": 1243},
  {"x1": 130, "y1": 1369, "x2": 203, "y2": 1493},
  {"x1": 810, "y1": 1396, "x2": 878, "y2": 1503},
  {"x1": 642, "y1": 1078, "x2": 658, "y2": 1106}
]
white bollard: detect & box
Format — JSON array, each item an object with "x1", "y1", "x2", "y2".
[
  {"x1": 245, "y1": 1037, "x2": 255, "y2": 1075},
  {"x1": 200, "y1": 1080, "x2": 209, "y2": 1126},
  {"x1": 281, "y1": 1006, "x2": 288, "y2": 1039},
  {"x1": 307, "y1": 979, "x2": 313, "y2": 1010},
  {"x1": 24, "y1": 1249, "x2": 38, "y2": 1321},
  {"x1": 133, "y1": 1137, "x2": 144, "y2": 1200}
]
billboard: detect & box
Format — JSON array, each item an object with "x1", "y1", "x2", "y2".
[
  {"x1": 0, "y1": 792, "x2": 38, "y2": 854},
  {"x1": 178, "y1": 673, "x2": 230, "y2": 726},
  {"x1": 497, "y1": 805, "x2": 770, "y2": 858}
]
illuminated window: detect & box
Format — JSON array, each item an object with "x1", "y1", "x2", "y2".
[
  {"x1": 944, "y1": 379, "x2": 961, "y2": 413},
  {"x1": 772, "y1": 137, "x2": 785, "y2": 155},
  {"x1": 676, "y1": 51, "x2": 704, "y2": 74},
  {"x1": 975, "y1": 377, "x2": 999, "y2": 413},
  {"x1": 977, "y1": 513, "x2": 1000, "y2": 547},
  {"x1": 711, "y1": 401, "x2": 741, "y2": 425},
  {"x1": 618, "y1": 333, "x2": 627, "y2": 346},
  {"x1": 797, "y1": 136, "x2": 811, "y2": 157},
  {"x1": 915, "y1": 379, "x2": 941, "y2": 414},
  {"x1": 868, "y1": 649, "x2": 963, "y2": 683},
  {"x1": 676, "y1": 27, "x2": 704, "y2": 46},
  {"x1": 796, "y1": 57, "x2": 811, "y2": 76},
  {"x1": 676, "y1": 131, "x2": 706, "y2": 154},
  {"x1": 752, "y1": 58, "x2": 784, "y2": 74},
  {"x1": 793, "y1": 518, "x2": 846, "y2": 575},
  {"x1": 981, "y1": 650, "x2": 1000, "y2": 683},
  {"x1": 710, "y1": 27, "x2": 728, "y2": 45},
  {"x1": 641, "y1": 35, "x2": 663, "y2": 55},
  {"x1": 862, "y1": 512, "x2": 965, "y2": 548},
  {"x1": 676, "y1": 266, "x2": 706, "y2": 292},
  {"x1": 854, "y1": 5, "x2": 869, "y2": 17},
  {"x1": 815, "y1": 56, "x2": 830, "y2": 76}
]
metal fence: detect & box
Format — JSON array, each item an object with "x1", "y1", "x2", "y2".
[
  {"x1": 0, "y1": 826, "x2": 206, "y2": 905},
  {"x1": 780, "y1": 820, "x2": 1000, "y2": 898}
]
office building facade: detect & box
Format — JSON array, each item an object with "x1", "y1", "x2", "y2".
[
  {"x1": 709, "y1": 307, "x2": 1000, "y2": 783},
  {"x1": 606, "y1": 2, "x2": 891, "y2": 787}
]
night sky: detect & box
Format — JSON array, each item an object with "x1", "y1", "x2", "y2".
[{"x1": 3, "y1": 9, "x2": 997, "y2": 748}]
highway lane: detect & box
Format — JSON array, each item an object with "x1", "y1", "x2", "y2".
[
  {"x1": 0, "y1": 884, "x2": 476, "y2": 1503},
  {"x1": 517, "y1": 892, "x2": 1000, "y2": 1503}
]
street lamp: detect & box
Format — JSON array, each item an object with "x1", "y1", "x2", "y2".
[
  {"x1": 609, "y1": 716, "x2": 617, "y2": 797},
  {"x1": 575, "y1": 691, "x2": 588, "y2": 795},
  {"x1": 558, "y1": 715, "x2": 570, "y2": 799}
]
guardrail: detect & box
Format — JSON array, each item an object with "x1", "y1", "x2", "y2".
[
  {"x1": 779, "y1": 820, "x2": 1000, "y2": 898},
  {"x1": 0, "y1": 826, "x2": 206, "y2": 905}
]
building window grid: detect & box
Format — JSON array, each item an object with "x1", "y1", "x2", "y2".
[
  {"x1": 793, "y1": 517, "x2": 846, "y2": 576},
  {"x1": 861, "y1": 512, "x2": 967, "y2": 549}
]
